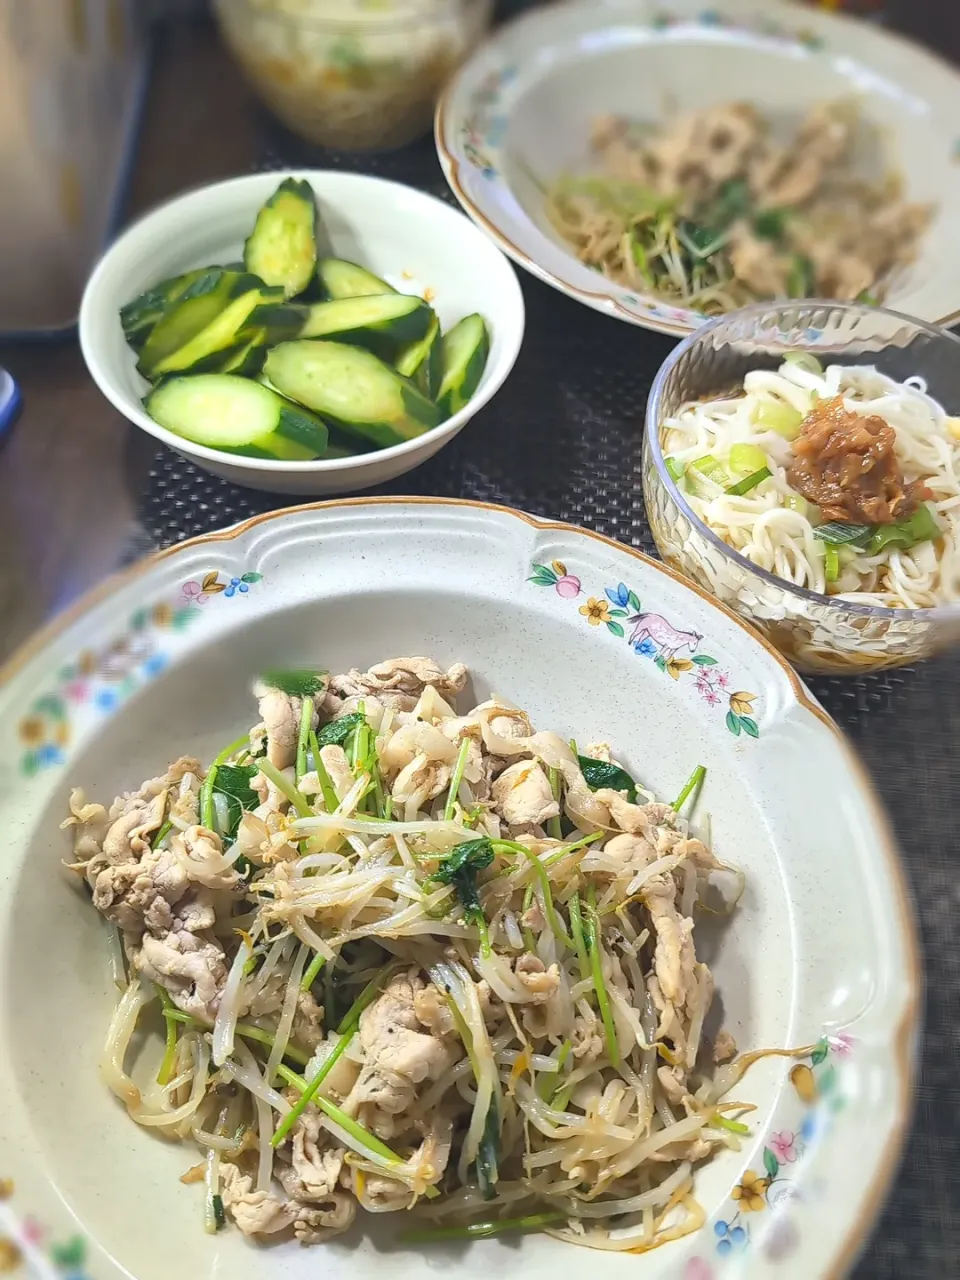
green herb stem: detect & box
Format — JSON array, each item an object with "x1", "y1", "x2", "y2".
[
  {"x1": 586, "y1": 885, "x2": 620, "y2": 1067},
  {"x1": 444, "y1": 737, "x2": 472, "y2": 822},
  {"x1": 296, "y1": 697, "x2": 314, "y2": 783},
  {"x1": 254, "y1": 758, "x2": 311, "y2": 819},
  {"x1": 547, "y1": 767, "x2": 563, "y2": 840},
  {"x1": 152, "y1": 818, "x2": 173, "y2": 850},
  {"x1": 492, "y1": 840, "x2": 574, "y2": 950},
  {"x1": 520, "y1": 882, "x2": 536, "y2": 953},
  {"x1": 710, "y1": 1114, "x2": 751, "y2": 1136},
  {"x1": 275, "y1": 1061, "x2": 402, "y2": 1164},
  {"x1": 567, "y1": 891, "x2": 591, "y2": 984},
  {"x1": 309, "y1": 730, "x2": 340, "y2": 813},
  {"x1": 235, "y1": 1022, "x2": 310, "y2": 1067},
  {"x1": 300, "y1": 951, "x2": 326, "y2": 993},
  {"x1": 672, "y1": 765, "x2": 706, "y2": 814},
  {"x1": 401, "y1": 1212, "x2": 564, "y2": 1244},
  {"x1": 273, "y1": 966, "x2": 395, "y2": 1148}
]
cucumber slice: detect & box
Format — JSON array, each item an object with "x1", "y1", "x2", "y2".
[
  {"x1": 120, "y1": 267, "x2": 218, "y2": 351},
  {"x1": 138, "y1": 273, "x2": 283, "y2": 379},
  {"x1": 243, "y1": 178, "x2": 319, "y2": 299},
  {"x1": 317, "y1": 258, "x2": 395, "y2": 300},
  {"x1": 145, "y1": 374, "x2": 329, "y2": 461},
  {"x1": 436, "y1": 314, "x2": 490, "y2": 418},
  {"x1": 299, "y1": 294, "x2": 431, "y2": 351},
  {"x1": 265, "y1": 339, "x2": 441, "y2": 448},
  {"x1": 396, "y1": 311, "x2": 441, "y2": 398},
  {"x1": 213, "y1": 329, "x2": 268, "y2": 377}
]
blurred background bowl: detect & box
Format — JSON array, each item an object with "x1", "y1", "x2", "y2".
[
  {"x1": 215, "y1": 0, "x2": 492, "y2": 151},
  {"x1": 78, "y1": 169, "x2": 524, "y2": 495},
  {"x1": 642, "y1": 300, "x2": 960, "y2": 675}
]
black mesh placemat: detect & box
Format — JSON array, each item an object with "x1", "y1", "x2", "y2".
[{"x1": 133, "y1": 19, "x2": 959, "y2": 1277}]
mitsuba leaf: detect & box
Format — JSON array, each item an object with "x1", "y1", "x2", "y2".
[
  {"x1": 577, "y1": 754, "x2": 637, "y2": 803},
  {"x1": 260, "y1": 669, "x2": 328, "y2": 698},
  {"x1": 316, "y1": 711, "x2": 366, "y2": 747}
]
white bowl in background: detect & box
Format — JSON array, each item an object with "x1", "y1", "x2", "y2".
[
  {"x1": 0, "y1": 499, "x2": 916, "y2": 1280},
  {"x1": 79, "y1": 171, "x2": 525, "y2": 494},
  {"x1": 437, "y1": 0, "x2": 960, "y2": 336}
]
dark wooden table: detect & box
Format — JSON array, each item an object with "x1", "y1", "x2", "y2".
[{"x1": 1, "y1": 4, "x2": 959, "y2": 660}]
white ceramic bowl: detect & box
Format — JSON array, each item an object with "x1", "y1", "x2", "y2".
[
  {"x1": 437, "y1": 0, "x2": 960, "y2": 337},
  {"x1": 79, "y1": 172, "x2": 525, "y2": 494},
  {"x1": 0, "y1": 499, "x2": 916, "y2": 1280}
]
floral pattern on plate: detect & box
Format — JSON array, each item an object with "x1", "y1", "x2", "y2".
[
  {"x1": 529, "y1": 565, "x2": 759, "y2": 737},
  {"x1": 685, "y1": 1033, "x2": 854, "y2": 1275},
  {"x1": 0, "y1": 1177, "x2": 92, "y2": 1278},
  {"x1": 15, "y1": 571, "x2": 262, "y2": 775}
]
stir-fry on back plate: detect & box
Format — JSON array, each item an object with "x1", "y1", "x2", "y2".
[
  {"x1": 0, "y1": 500, "x2": 916, "y2": 1279},
  {"x1": 437, "y1": 0, "x2": 960, "y2": 335}
]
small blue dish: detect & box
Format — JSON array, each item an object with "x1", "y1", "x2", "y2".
[{"x1": 0, "y1": 368, "x2": 22, "y2": 441}]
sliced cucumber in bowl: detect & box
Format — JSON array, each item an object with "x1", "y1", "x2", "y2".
[
  {"x1": 265, "y1": 339, "x2": 441, "y2": 448},
  {"x1": 437, "y1": 313, "x2": 490, "y2": 417},
  {"x1": 145, "y1": 374, "x2": 329, "y2": 461}
]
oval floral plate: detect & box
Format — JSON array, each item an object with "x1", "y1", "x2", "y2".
[
  {"x1": 435, "y1": 0, "x2": 960, "y2": 336},
  {"x1": 0, "y1": 500, "x2": 916, "y2": 1280}
]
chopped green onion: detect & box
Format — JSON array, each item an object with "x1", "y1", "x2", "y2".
[
  {"x1": 785, "y1": 492, "x2": 812, "y2": 518},
  {"x1": 783, "y1": 350, "x2": 823, "y2": 375},
  {"x1": 492, "y1": 840, "x2": 574, "y2": 950},
  {"x1": 665, "y1": 456, "x2": 685, "y2": 482},
  {"x1": 444, "y1": 737, "x2": 472, "y2": 822},
  {"x1": 685, "y1": 454, "x2": 730, "y2": 498},
  {"x1": 295, "y1": 697, "x2": 314, "y2": 783},
  {"x1": 399, "y1": 1212, "x2": 566, "y2": 1245},
  {"x1": 254, "y1": 758, "x2": 311, "y2": 819},
  {"x1": 672, "y1": 764, "x2": 706, "y2": 814},
  {"x1": 753, "y1": 399, "x2": 803, "y2": 440},
  {"x1": 824, "y1": 543, "x2": 840, "y2": 583},
  {"x1": 728, "y1": 443, "x2": 767, "y2": 476},
  {"x1": 585, "y1": 886, "x2": 620, "y2": 1067},
  {"x1": 308, "y1": 729, "x2": 340, "y2": 813},
  {"x1": 863, "y1": 502, "x2": 941, "y2": 555},
  {"x1": 725, "y1": 466, "x2": 771, "y2": 496},
  {"x1": 546, "y1": 766, "x2": 563, "y2": 841},
  {"x1": 812, "y1": 521, "x2": 872, "y2": 546},
  {"x1": 300, "y1": 951, "x2": 326, "y2": 993}
]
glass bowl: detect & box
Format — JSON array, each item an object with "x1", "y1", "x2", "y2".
[
  {"x1": 214, "y1": 0, "x2": 492, "y2": 151},
  {"x1": 642, "y1": 301, "x2": 960, "y2": 675}
]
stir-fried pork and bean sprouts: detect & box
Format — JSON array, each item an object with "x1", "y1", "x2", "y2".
[{"x1": 65, "y1": 657, "x2": 755, "y2": 1251}]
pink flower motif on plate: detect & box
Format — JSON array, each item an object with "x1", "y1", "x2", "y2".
[
  {"x1": 63, "y1": 680, "x2": 89, "y2": 703},
  {"x1": 684, "y1": 1258, "x2": 715, "y2": 1280},
  {"x1": 769, "y1": 1130, "x2": 797, "y2": 1163},
  {"x1": 827, "y1": 1033, "x2": 855, "y2": 1056},
  {"x1": 555, "y1": 575, "x2": 581, "y2": 598},
  {"x1": 180, "y1": 581, "x2": 209, "y2": 606}
]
